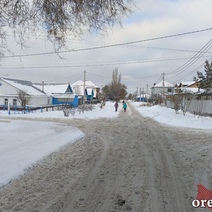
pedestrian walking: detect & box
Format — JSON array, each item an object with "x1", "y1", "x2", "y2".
[
  {"x1": 123, "y1": 101, "x2": 127, "y2": 112},
  {"x1": 114, "y1": 101, "x2": 119, "y2": 112}
]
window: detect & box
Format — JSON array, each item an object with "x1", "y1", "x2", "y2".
[
  {"x1": 167, "y1": 88, "x2": 172, "y2": 93},
  {"x1": 4, "y1": 98, "x2": 8, "y2": 106},
  {"x1": 13, "y1": 99, "x2": 17, "y2": 106}
]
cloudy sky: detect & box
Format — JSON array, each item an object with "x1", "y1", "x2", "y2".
[{"x1": 1, "y1": 0, "x2": 212, "y2": 94}]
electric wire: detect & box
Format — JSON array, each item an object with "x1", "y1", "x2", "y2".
[
  {"x1": 172, "y1": 56, "x2": 212, "y2": 84},
  {"x1": 167, "y1": 38, "x2": 212, "y2": 79},
  {"x1": 1, "y1": 55, "x2": 211, "y2": 70},
  {"x1": 3, "y1": 27, "x2": 212, "y2": 58},
  {"x1": 46, "y1": 72, "x2": 83, "y2": 83}
]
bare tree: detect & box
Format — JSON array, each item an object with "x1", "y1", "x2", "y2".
[
  {"x1": 102, "y1": 68, "x2": 127, "y2": 101},
  {"x1": 169, "y1": 93, "x2": 194, "y2": 115},
  {"x1": 180, "y1": 93, "x2": 194, "y2": 116},
  {"x1": 73, "y1": 85, "x2": 81, "y2": 96},
  {"x1": 0, "y1": 0, "x2": 133, "y2": 54},
  {"x1": 18, "y1": 90, "x2": 31, "y2": 110},
  {"x1": 169, "y1": 95, "x2": 182, "y2": 114}
]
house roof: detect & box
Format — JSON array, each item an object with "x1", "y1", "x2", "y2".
[
  {"x1": 34, "y1": 83, "x2": 72, "y2": 95},
  {"x1": 71, "y1": 80, "x2": 98, "y2": 88},
  {"x1": 71, "y1": 80, "x2": 99, "y2": 96},
  {"x1": 2, "y1": 78, "x2": 46, "y2": 96},
  {"x1": 176, "y1": 81, "x2": 196, "y2": 87},
  {"x1": 153, "y1": 81, "x2": 174, "y2": 88}
]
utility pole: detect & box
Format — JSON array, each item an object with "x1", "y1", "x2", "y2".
[
  {"x1": 143, "y1": 87, "x2": 144, "y2": 103},
  {"x1": 139, "y1": 87, "x2": 141, "y2": 102},
  {"x1": 146, "y1": 84, "x2": 149, "y2": 103},
  {"x1": 83, "y1": 70, "x2": 86, "y2": 107},
  {"x1": 162, "y1": 72, "x2": 165, "y2": 104}
]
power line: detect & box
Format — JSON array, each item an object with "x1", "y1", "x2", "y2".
[
  {"x1": 172, "y1": 56, "x2": 212, "y2": 84},
  {"x1": 87, "y1": 72, "x2": 111, "y2": 79},
  {"x1": 1, "y1": 55, "x2": 211, "y2": 70},
  {"x1": 46, "y1": 72, "x2": 83, "y2": 83},
  {"x1": 3, "y1": 27, "x2": 212, "y2": 58},
  {"x1": 167, "y1": 38, "x2": 212, "y2": 79}
]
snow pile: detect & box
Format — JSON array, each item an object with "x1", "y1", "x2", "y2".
[
  {"x1": 0, "y1": 120, "x2": 84, "y2": 187},
  {"x1": 0, "y1": 102, "x2": 119, "y2": 120},
  {"x1": 132, "y1": 102, "x2": 212, "y2": 129}
]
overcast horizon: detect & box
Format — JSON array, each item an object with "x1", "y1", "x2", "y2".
[{"x1": 0, "y1": 0, "x2": 212, "y2": 94}]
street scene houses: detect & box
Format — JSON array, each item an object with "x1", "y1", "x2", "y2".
[
  {"x1": 0, "y1": 73, "x2": 211, "y2": 116},
  {"x1": 0, "y1": 77, "x2": 100, "y2": 111},
  {"x1": 149, "y1": 78, "x2": 212, "y2": 116}
]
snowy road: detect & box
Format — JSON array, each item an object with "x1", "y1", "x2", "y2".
[{"x1": 0, "y1": 103, "x2": 212, "y2": 211}]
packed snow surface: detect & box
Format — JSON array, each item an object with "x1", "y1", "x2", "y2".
[{"x1": 0, "y1": 101, "x2": 211, "y2": 188}]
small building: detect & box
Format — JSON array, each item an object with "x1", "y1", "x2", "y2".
[{"x1": 34, "y1": 83, "x2": 78, "y2": 107}]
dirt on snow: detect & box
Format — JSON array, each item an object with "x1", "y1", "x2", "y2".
[{"x1": 0, "y1": 103, "x2": 211, "y2": 212}]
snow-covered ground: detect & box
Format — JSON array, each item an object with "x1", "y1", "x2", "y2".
[
  {"x1": 0, "y1": 102, "x2": 119, "y2": 188},
  {"x1": 0, "y1": 101, "x2": 211, "y2": 188},
  {"x1": 132, "y1": 102, "x2": 212, "y2": 130}
]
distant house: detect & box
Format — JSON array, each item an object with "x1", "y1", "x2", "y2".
[
  {"x1": 34, "y1": 82, "x2": 78, "y2": 107},
  {"x1": 175, "y1": 81, "x2": 200, "y2": 94},
  {"x1": 71, "y1": 80, "x2": 100, "y2": 103},
  {"x1": 0, "y1": 78, "x2": 49, "y2": 108},
  {"x1": 151, "y1": 81, "x2": 174, "y2": 96}
]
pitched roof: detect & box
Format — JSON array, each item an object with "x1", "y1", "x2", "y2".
[
  {"x1": 153, "y1": 81, "x2": 174, "y2": 88},
  {"x1": 176, "y1": 81, "x2": 196, "y2": 87},
  {"x1": 34, "y1": 83, "x2": 72, "y2": 95},
  {"x1": 2, "y1": 78, "x2": 45, "y2": 96},
  {"x1": 71, "y1": 80, "x2": 98, "y2": 88},
  {"x1": 71, "y1": 80, "x2": 99, "y2": 96}
]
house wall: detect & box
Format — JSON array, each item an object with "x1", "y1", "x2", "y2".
[
  {"x1": 0, "y1": 79, "x2": 18, "y2": 95},
  {"x1": 0, "y1": 95, "x2": 50, "y2": 107},
  {"x1": 151, "y1": 87, "x2": 174, "y2": 95},
  {"x1": 52, "y1": 95, "x2": 78, "y2": 107},
  {"x1": 188, "y1": 84, "x2": 198, "y2": 88},
  {"x1": 29, "y1": 96, "x2": 50, "y2": 106},
  {"x1": 0, "y1": 95, "x2": 19, "y2": 107}
]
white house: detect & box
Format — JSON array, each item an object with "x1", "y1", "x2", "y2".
[
  {"x1": 71, "y1": 80, "x2": 100, "y2": 102},
  {"x1": 0, "y1": 78, "x2": 49, "y2": 108},
  {"x1": 151, "y1": 81, "x2": 174, "y2": 96}
]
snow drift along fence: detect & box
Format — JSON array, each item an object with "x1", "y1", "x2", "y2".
[{"x1": 185, "y1": 100, "x2": 212, "y2": 116}]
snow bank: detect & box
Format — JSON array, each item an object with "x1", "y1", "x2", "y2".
[{"x1": 132, "y1": 102, "x2": 212, "y2": 130}]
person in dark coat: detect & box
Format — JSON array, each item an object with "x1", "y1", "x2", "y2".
[{"x1": 114, "y1": 101, "x2": 119, "y2": 112}]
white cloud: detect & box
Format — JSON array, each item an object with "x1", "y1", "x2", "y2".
[{"x1": 1, "y1": 0, "x2": 212, "y2": 94}]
